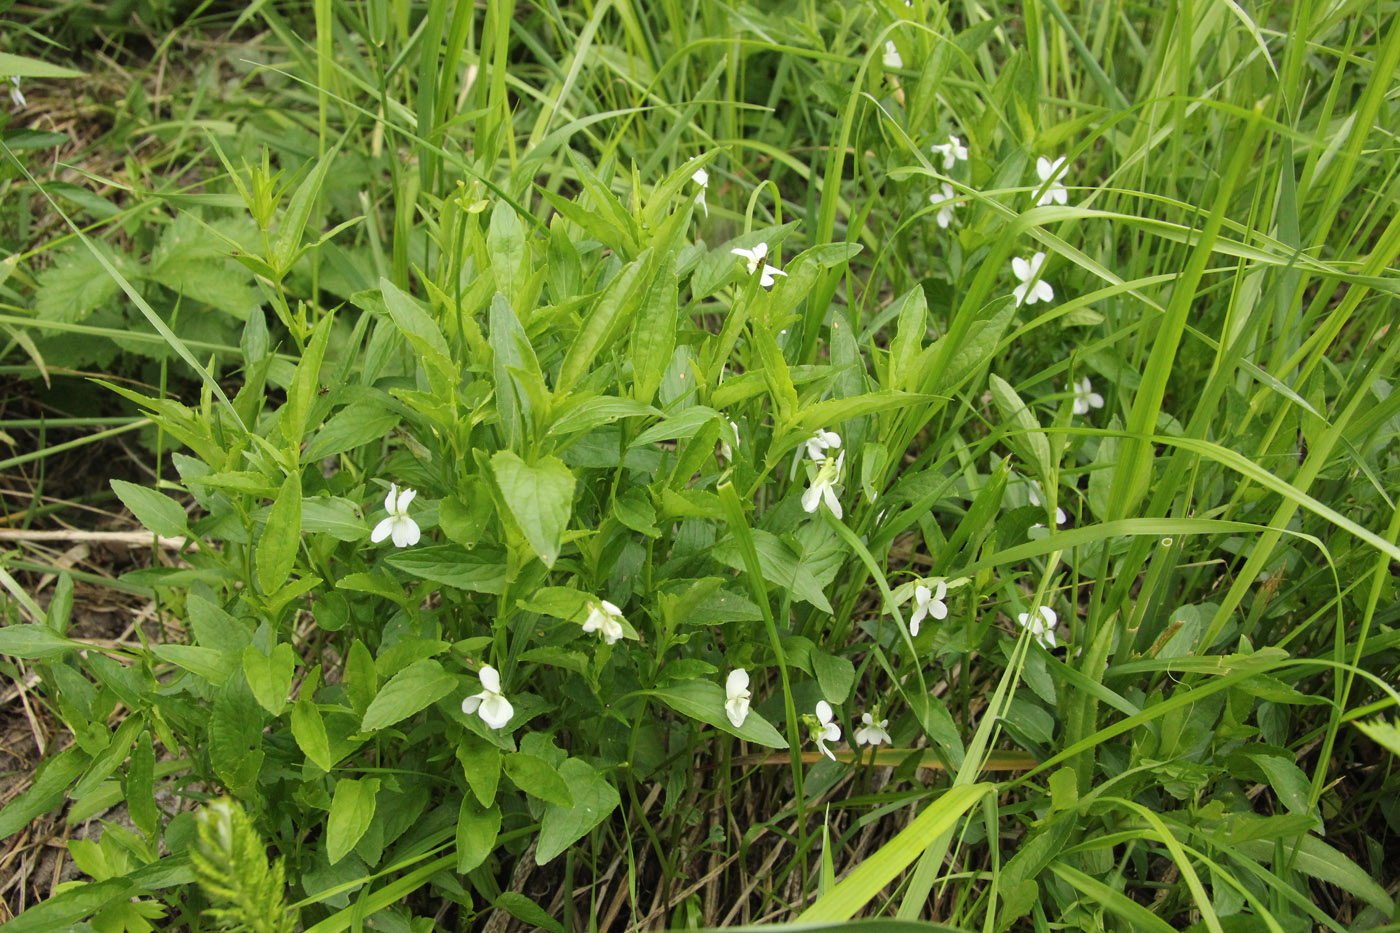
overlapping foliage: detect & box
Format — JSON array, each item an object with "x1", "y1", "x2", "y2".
[{"x1": 1, "y1": 0, "x2": 1398, "y2": 930}]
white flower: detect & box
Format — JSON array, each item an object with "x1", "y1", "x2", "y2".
[
  {"x1": 461, "y1": 664, "x2": 514, "y2": 729},
  {"x1": 9, "y1": 76, "x2": 24, "y2": 110},
  {"x1": 1016, "y1": 606, "x2": 1058, "y2": 650},
  {"x1": 854, "y1": 712, "x2": 892, "y2": 746},
  {"x1": 724, "y1": 669, "x2": 751, "y2": 728},
  {"x1": 1012, "y1": 252, "x2": 1054, "y2": 306},
  {"x1": 719, "y1": 419, "x2": 739, "y2": 462},
  {"x1": 813, "y1": 700, "x2": 842, "y2": 761},
  {"x1": 909, "y1": 580, "x2": 948, "y2": 637},
  {"x1": 928, "y1": 183, "x2": 957, "y2": 228},
  {"x1": 692, "y1": 166, "x2": 709, "y2": 217},
  {"x1": 1027, "y1": 480, "x2": 1067, "y2": 525},
  {"x1": 802, "y1": 450, "x2": 845, "y2": 520},
  {"x1": 371, "y1": 483, "x2": 421, "y2": 547},
  {"x1": 931, "y1": 134, "x2": 968, "y2": 171},
  {"x1": 1072, "y1": 377, "x2": 1104, "y2": 416},
  {"x1": 883, "y1": 40, "x2": 903, "y2": 69},
  {"x1": 805, "y1": 429, "x2": 841, "y2": 461},
  {"x1": 1035, "y1": 156, "x2": 1068, "y2": 206},
  {"x1": 731, "y1": 242, "x2": 788, "y2": 288},
  {"x1": 582, "y1": 599, "x2": 626, "y2": 645}
]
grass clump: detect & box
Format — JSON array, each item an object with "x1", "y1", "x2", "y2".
[{"x1": 1, "y1": 0, "x2": 1399, "y2": 931}]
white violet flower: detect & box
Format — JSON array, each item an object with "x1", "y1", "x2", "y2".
[
  {"x1": 854, "y1": 712, "x2": 892, "y2": 747},
  {"x1": 931, "y1": 134, "x2": 968, "y2": 170},
  {"x1": 9, "y1": 76, "x2": 24, "y2": 110},
  {"x1": 724, "y1": 669, "x2": 751, "y2": 728},
  {"x1": 909, "y1": 580, "x2": 948, "y2": 637},
  {"x1": 806, "y1": 429, "x2": 842, "y2": 461},
  {"x1": 813, "y1": 700, "x2": 842, "y2": 761},
  {"x1": 582, "y1": 599, "x2": 626, "y2": 645},
  {"x1": 802, "y1": 450, "x2": 845, "y2": 520},
  {"x1": 1012, "y1": 252, "x2": 1054, "y2": 306},
  {"x1": 1035, "y1": 156, "x2": 1068, "y2": 207},
  {"x1": 371, "y1": 483, "x2": 421, "y2": 548},
  {"x1": 1027, "y1": 479, "x2": 1067, "y2": 526},
  {"x1": 731, "y1": 242, "x2": 788, "y2": 288},
  {"x1": 1072, "y1": 377, "x2": 1104, "y2": 416},
  {"x1": 883, "y1": 40, "x2": 903, "y2": 69},
  {"x1": 1017, "y1": 606, "x2": 1059, "y2": 650},
  {"x1": 692, "y1": 165, "x2": 709, "y2": 217},
  {"x1": 462, "y1": 664, "x2": 514, "y2": 729},
  {"x1": 928, "y1": 183, "x2": 957, "y2": 228}
]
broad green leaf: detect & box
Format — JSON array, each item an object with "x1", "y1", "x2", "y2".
[
  {"x1": 535, "y1": 759, "x2": 621, "y2": 864},
  {"x1": 360, "y1": 659, "x2": 457, "y2": 732},
  {"x1": 811, "y1": 649, "x2": 856, "y2": 705},
  {"x1": 547, "y1": 395, "x2": 660, "y2": 437},
  {"x1": 282, "y1": 311, "x2": 336, "y2": 449},
  {"x1": 71, "y1": 715, "x2": 145, "y2": 801},
  {"x1": 489, "y1": 291, "x2": 546, "y2": 449},
  {"x1": 1235, "y1": 834, "x2": 1393, "y2": 915},
  {"x1": 125, "y1": 731, "x2": 158, "y2": 839},
  {"x1": 503, "y1": 753, "x2": 574, "y2": 808},
  {"x1": 380, "y1": 275, "x2": 453, "y2": 381},
  {"x1": 650, "y1": 680, "x2": 788, "y2": 748},
  {"x1": 256, "y1": 473, "x2": 302, "y2": 594},
  {"x1": 491, "y1": 451, "x2": 574, "y2": 568},
  {"x1": 887, "y1": 286, "x2": 928, "y2": 392},
  {"x1": 0, "y1": 52, "x2": 84, "y2": 78},
  {"x1": 0, "y1": 747, "x2": 89, "y2": 840},
  {"x1": 0, "y1": 624, "x2": 80, "y2": 659},
  {"x1": 242, "y1": 642, "x2": 296, "y2": 716},
  {"x1": 305, "y1": 403, "x2": 401, "y2": 460},
  {"x1": 344, "y1": 640, "x2": 378, "y2": 717},
  {"x1": 457, "y1": 737, "x2": 502, "y2": 807},
  {"x1": 272, "y1": 151, "x2": 337, "y2": 273},
  {"x1": 557, "y1": 248, "x2": 654, "y2": 395},
  {"x1": 291, "y1": 698, "x2": 333, "y2": 771},
  {"x1": 630, "y1": 263, "x2": 677, "y2": 406},
  {"x1": 384, "y1": 545, "x2": 508, "y2": 593},
  {"x1": 492, "y1": 893, "x2": 563, "y2": 933},
  {"x1": 152, "y1": 644, "x2": 236, "y2": 684},
  {"x1": 488, "y1": 200, "x2": 526, "y2": 301},
  {"x1": 327, "y1": 777, "x2": 380, "y2": 865},
  {"x1": 297, "y1": 497, "x2": 367, "y2": 541},
  {"x1": 987, "y1": 374, "x2": 1051, "y2": 483},
  {"x1": 110, "y1": 479, "x2": 188, "y2": 538},
  {"x1": 456, "y1": 795, "x2": 502, "y2": 874}
]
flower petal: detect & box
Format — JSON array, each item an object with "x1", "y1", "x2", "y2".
[
  {"x1": 391, "y1": 517, "x2": 420, "y2": 548},
  {"x1": 371, "y1": 517, "x2": 394, "y2": 543},
  {"x1": 478, "y1": 664, "x2": 501, "y2": 694},
  {"x1": 823, "y1": 484, "x2": 843, "y2": 520},
  {"x1": 1036, "y1": 156, "x2": 1052, "y2": 180},
  {"x1": 383, "y1": 484, "x2": 399, "y2": 515},
  {"x1": 725, "y1": 696, "x2": 750, "y2": 728},
  {"x1": 816, "y1": 700, "x2": 833, "y2": 724},
  {"x1": 461, "y1": 692, "x2": 483, "y2": 715},
  {"x1": 395, "y1": 487, "x2": 417, "y2": 513},
  {"x1": 801, "y1": 483, "x2": 822, "y2": 513},
  {"x1": 931, "y1": 600, "x2": 948, "y2": 621},
  {"x1": 726, "y1": 668, "x2": 750, "y2": 697},
  {"x1": 478, "y1": 693, "x2": 514, "y2": 729},
  {"x1": 1012, "y1": 256, "x2": 1030, "y2": 282}
]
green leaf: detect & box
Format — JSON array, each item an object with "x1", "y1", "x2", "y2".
[
  {"x1": 492, "y1": 893, "x2": 563, "y2": 933},
  {"x1": 110, "y1": 480, "x2": 188, "y2": 538},
  {"x1": 291, "y1": 698, "x2": 333, "y2": 771},
  {"x1": 305, "y1": 403, "x2": 401, "y2": 461},
  {"x1": 380, "y1": 276, "x2": 453, "y2": 382},
  {"x1": 152, "y1": 644, "x2": 236, "y2": 685},
  {"x1": 650, "y1": 680, "x2": 788, "y2": 748},
  {"x1": 0, "y1": 52, "x2": 85, "y2": 78},
  {"x1": 344, "y1": 640, "x2": 378, "y2": 717},
  {"x1": 384, "y1": 545, "x2": 508, "y2": 593},
  {"x1": 457, "y1": 737, "x2": 502, "y2": 807},
  {"x1": 630, "y1": 263, "x2": 678, "y2": 406},
  {"x1": 360, "y1": 659, "x2": 457, "y2": 732},
  {"x1": 71, "y1": 715, "x2": 145, "y2": 801},
  {"x1": 272, "y1": 151, "x2": 337, "y2": 273},
  {"x1": 33, "y1": 243, "x2": 126, "y2": 324},
  {"x1": 490, "y1": 451, "x2": 574, "y2": 568},
  {"x1": 488, "y1": 200, "x2": 526, "y2": 301},
  {"x1": 257, "y1": 473, "x2": 302, "y2": 594},
  {"x1": 535, "y1": 759, "x2": 621, "y2": 865},
  {"x1": 557, "y1": 248, "x2": 654, "y2": 395},
  {"x1": 1235, "y1": 834, "x2": 1394, "y2": 915},
  {"x1": 547, "y1": 395, "x2": 661, "y2": 437},
  {"x1": 504, "y1": 753, "x2": 574, "y2": 808},
  {"x1": 282, "y1": 311, "x2": 336, "y2": 449},
  {"x1": 242, "y1": 643, "x2": 296, "y2": 716},
  {"x1": 327, "y1": 777, "x2": 380, "y2": 865},
  {"x1": 455, "y1": 795, "x2": 502, "y2": 874},
  {"x1": 887, "y1": 286, "x2": 928, "y2": 393},
  {"x1": 1353, "y1": 718, "x2": 1400, "y2": 758},
  {"x1": 811, "y1": 649, "x2": 856, "y2": 705},
  {"x1": 0, "y1": 747, "x2": 89, "y2": 840},
  {"x1": 987, "y1": 374, "x2": 1051, "y2": 483},
  {"x1": 0, "y1": 624, "x2": 79, "y2": 659},
  {"x1": 126, "y1": 731, "x2": 158, "y2": 839}
]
